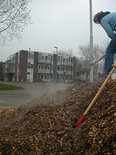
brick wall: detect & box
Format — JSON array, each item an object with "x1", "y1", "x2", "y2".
[
  {"x1": 33, "y1": 52, "x2": 38, "y2": 82},
  {"x1": 19, "y1": 50, "x2": 28, "y2": 82}
]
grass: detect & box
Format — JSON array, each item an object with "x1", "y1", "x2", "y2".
[{"x1": 0, "y1": 83, "x2": 23, "y2": 90}]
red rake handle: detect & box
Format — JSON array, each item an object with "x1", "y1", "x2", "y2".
[{"x1": 76, "y1": 114, "x2": 85, "y2": 128}]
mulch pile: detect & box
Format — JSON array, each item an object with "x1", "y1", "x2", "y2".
[{"x1": 0, "y1": 80, "x2": 116, "y2": 155}]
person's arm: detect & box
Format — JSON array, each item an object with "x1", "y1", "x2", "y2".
[{"x1": 101, "y1": 19, "x2": 116, "y2": 39}]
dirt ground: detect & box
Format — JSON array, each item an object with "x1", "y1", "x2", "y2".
[{"x1": 0, "y1": 81, "x2": 72, "y2": 108}]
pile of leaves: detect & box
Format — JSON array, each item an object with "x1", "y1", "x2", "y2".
[{"x1": 0, "y1": 80, "x2": 116, "y2": 155}]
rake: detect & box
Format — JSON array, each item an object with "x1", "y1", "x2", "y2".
[{"x1": 76, "y1": 64, "x2": 116, "y2": 129}]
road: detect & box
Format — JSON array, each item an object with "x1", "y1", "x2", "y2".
[{"x1": 0, "y1": 82, "x2": 72, "y2": 108}]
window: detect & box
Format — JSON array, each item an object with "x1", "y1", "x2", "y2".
[
  {"x1": 28, "y1": 62, "x2": 31, "y2": 68},
  {"x1": 28, "y1": 62, "x2": 33, "y2": 69},
  {"x1": 42, "y1": 56, "x2": 44, "y2": 60},
  {"x1": 31, "y1": 64, "x2": 33, "y2": 68},
  {"x1": 45, "y1": 56, "x2": 48, "y2": 60},
  {"x1": 28, "y1": 53, "x2": 34, "y2": 59}
]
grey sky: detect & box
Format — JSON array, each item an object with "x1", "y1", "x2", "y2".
[{"x1": 0, "y1": 0, "x2": 116, "y2": 61}]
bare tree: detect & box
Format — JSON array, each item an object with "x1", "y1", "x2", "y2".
[
  {"x1": 78, "y1": 43, "x2": 107, "y2": 80},
  {"x1": 0, "y1": 0, "x2": 31, "y2": 43},
  {"x1": 79, "y1": 43, "x2": 105, "y2": 62}
]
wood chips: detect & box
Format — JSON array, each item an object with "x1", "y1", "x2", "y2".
[{"x1": 0, "y1": 80, "x2": 116, "y2": 155}]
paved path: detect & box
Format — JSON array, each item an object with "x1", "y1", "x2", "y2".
[{"x1": 0, "y1": 82, "x2": 72, "y2": 108}]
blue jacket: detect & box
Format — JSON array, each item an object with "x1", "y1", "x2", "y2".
[{"x1": 100, "y1": 12, "x2": 116, "y2": 39}]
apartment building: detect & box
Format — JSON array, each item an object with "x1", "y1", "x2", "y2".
[{"x1": 4, "y1": 50, "x2": 76, "y2": 82}]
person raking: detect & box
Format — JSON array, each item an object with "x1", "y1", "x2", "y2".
[{"x1": 93, "y1": 11, "x2": 116, "y2": 77}]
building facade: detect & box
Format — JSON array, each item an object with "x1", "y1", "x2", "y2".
[
  {"x1": 0, "y1": 62, "x2": 5, "y2": 80},
  {"x1": 4, "y1": 50, "x2": 76, "y2": 82}
]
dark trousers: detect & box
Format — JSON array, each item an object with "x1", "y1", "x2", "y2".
[{"x1": 104, "y1": 37, "x2": 116, "y2": 74}]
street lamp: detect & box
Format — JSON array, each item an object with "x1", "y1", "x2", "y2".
[
  {"x1": 53, "y1": 46, "x2": 58, "y2": 82},
  {"x1": 54, "y1": 46, "x2": 58, "y2": 54},
  {"x1": 89, "y1": 0, "x2": 93, "y2": 82}
]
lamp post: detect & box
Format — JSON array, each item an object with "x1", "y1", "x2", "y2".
[
  {"x1": 53, "y1": 46, "x2": 58, "y2": 83},
  {"x1": 54, "y1": 46, "x2": 58, "y2": 54},
  {"x1": 89, "y1": 0, "x2": 93, "y2": 82}
]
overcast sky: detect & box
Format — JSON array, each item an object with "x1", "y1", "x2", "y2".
[{"x1": 0, "y1": 0, "x2": 116, "y2": 61}]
